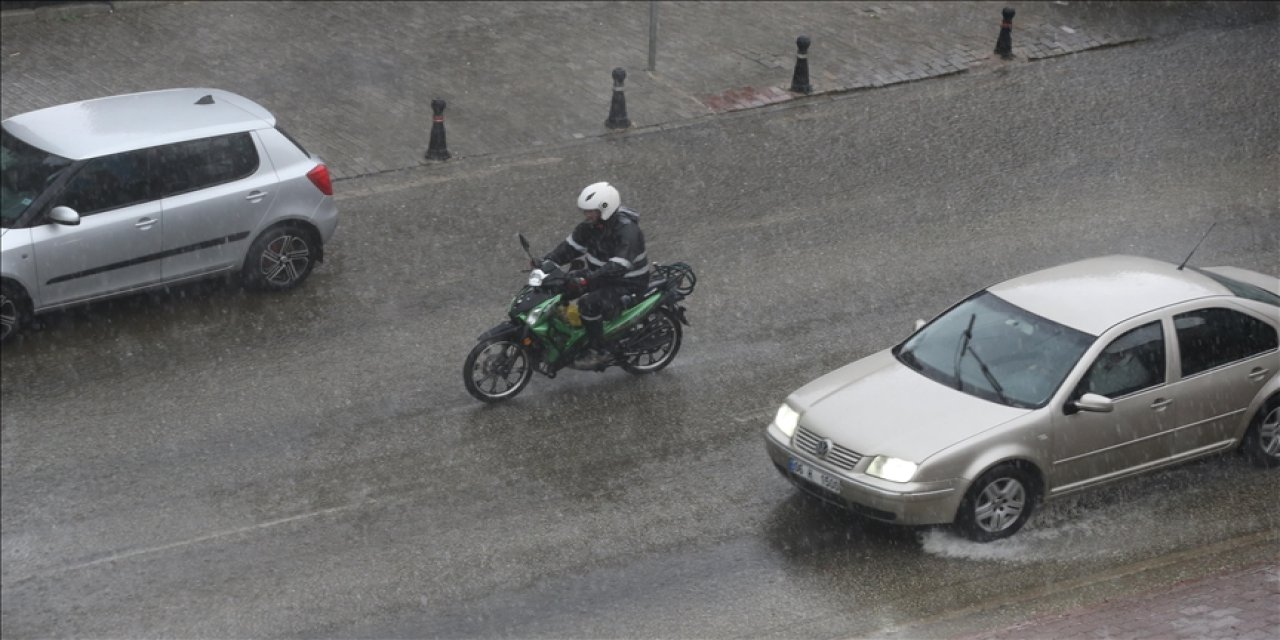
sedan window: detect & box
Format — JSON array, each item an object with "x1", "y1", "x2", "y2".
[
  {"x1": 1079, "y1": 322, "x2": 1165, "y2": 398},
  {"x1": 1175, "y1": 307, "x2": 1279, "y2": 377},
  {"x1": 895, "y1": 291, "x2": 1094, "y2": 409}
]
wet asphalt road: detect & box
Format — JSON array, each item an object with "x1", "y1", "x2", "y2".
[{"x1": 2, "y1": 21, "x2": 1279, "y2": 639}]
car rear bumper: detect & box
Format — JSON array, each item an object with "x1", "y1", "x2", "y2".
[{"x1": 764, "y1": 428, "x2": 962, "y2": 526}]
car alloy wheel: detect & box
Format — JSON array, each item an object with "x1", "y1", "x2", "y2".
[
  {"x1": 259, "y1": 233, "x2": 312, "y2": 287},
  {"x1": 1243, "y1": 397, "x2": 1280, "y2": 468},
  {"x1": 974, "y1": 478, "x2": 1025, "y2": 533},
  {"x1": 243, "y1": 225, "x2": 317, "y2": 291},
  {"x1": 956, "y1": 463, "x2": 1037, "y2": 542},
  {"x1": 0, "y1": 284, "x2": 26, "y2": 343}
]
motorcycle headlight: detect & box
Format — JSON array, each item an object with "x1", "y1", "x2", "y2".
[
  {"x1": 774, "y1": 404, "x2": 800, "y2": 437},
  {"x1": 866, "y1": 456, "x2": 918, "y2": 483},
  {"x1": 525, "y1": 305, "x2": 547, "y2": 326},
  {"x1": 527, "y1": 269, "x2": 546, "y2": 287}
]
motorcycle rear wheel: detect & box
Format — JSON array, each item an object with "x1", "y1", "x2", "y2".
[
  {"x1": 464, "y1": 337, "x2": 533, "y2": 402},
  {"x1": 620, "y1": 308, "x2": 682, "y2": 375}
]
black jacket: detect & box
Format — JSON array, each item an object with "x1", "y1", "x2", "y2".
[{"x1": 544, "y1": 207, "x2": 650, "y2": 288}]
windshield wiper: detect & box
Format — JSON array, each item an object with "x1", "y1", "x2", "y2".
[{"x1": 954, "y1": 314, "x2": 1010, "y2": 404}]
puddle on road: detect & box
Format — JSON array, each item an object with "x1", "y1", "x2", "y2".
[{"x1": 918, "y1": 460, "x2": 1271, "y2": 563}]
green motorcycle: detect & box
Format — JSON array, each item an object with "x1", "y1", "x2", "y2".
[{"x1": 464, "y1": 234, "x2": 696, "y2": 403}]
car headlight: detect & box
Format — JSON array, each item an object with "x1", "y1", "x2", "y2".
[
  {"x1": 774, "y1": 404, "x2": 800, "y2": 437},
  {"x1": 866, "y1": 456, "x2": 917, "y2": 483}
]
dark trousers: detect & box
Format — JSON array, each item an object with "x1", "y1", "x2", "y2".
[{"x1": 578, "y1": 280, "x2": 646, "y2": 347}]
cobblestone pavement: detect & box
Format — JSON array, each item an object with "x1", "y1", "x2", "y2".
[
  {"x1": 958, "y1": 561, "x2": 1280, "y2": 640},
  {"x1": 4, "y1": 1, "x2": 1273, "y2": 180}
]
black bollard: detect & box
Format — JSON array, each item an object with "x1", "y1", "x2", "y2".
[
  {"x1": 425, "y1": 98, "x2": 451, "y2": 161},
  {"x1": 605, "y1": 67, "x2": 631, "y2": 130},
  {"x1": 789, "y1": 35, "x2": 812, "y2": 94},
  {"x1": 994, "y1": 7, "x2": 1015, "y2": 60}
]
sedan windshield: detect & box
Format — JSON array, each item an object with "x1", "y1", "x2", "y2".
[
  {"x1": 1, "y1": 127, "x2": 72, "y2": 227},
  {"x1": 895, "y1": 291, "x2": 1095, "y2": 408}
]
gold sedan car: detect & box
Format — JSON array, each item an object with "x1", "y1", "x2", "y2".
[{"x1": 764, "y1": 255, "x2": 1279, "y2": 541}]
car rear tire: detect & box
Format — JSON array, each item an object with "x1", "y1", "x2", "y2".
[
  {"x1": 954, "y1": 463, "x2": 1038, "y2": 542},
  {"x1": 241, "y1": 224, "x2": 317, "y2": 291},
  {"x1": 0, "y1": 282, "x2": 30, "y2": 343},
  {"x1": 1242, "y1": 396, "x2": 1279, "y2": 468}
]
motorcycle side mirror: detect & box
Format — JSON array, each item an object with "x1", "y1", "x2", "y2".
[{"x1": 518, "y1": 233, "x2": 531, "y2": 251}]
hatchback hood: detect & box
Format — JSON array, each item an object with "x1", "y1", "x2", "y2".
[{"x1": 788, "y1": 349, "x2": 1029, "y2": 463}]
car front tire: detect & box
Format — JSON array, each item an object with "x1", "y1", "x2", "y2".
[
  {"x1": 241, "y1": 224, "x2": 318, "y2": 291},
  {"x1": 0, "y1": 282, "x2": 30, "y2": 343},
  {"x1": 954, "y1": 463, "x2": 1038, "y2": 542}
]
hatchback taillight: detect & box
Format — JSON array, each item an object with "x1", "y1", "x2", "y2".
[{"x1": 306, "y1": 164, "x2": 333, "y2": 196}]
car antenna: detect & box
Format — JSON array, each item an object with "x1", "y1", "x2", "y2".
[{"x1": 1177, "y1": 221, "x2": 1217, "y2": 270}]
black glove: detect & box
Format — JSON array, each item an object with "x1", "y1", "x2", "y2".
[{"x1": 564, "y1": 270, "x2": 589, "y2": 295}]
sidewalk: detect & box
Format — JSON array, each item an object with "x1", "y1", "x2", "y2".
[
  {"x1": 950, "y1": 561, "x2": 1280, "y2": 640},
  {"x1": 4, "y1": 1, "x2": 1272, "y2": 181}
]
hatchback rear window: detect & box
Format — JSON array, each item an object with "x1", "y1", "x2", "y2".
[{"x1": 274, "y1": 126, "x2": 312, "y2": 157}]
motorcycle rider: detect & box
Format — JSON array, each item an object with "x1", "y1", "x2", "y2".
[{"x1": 541, "y1": 181, "x2": 651, "y2": 369}]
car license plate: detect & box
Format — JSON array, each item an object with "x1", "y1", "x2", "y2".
[{"x1": 788, "y1": 458, "x2": 841, "y2": 493}]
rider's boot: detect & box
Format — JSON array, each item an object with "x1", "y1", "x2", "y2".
[{"x1": 574, "y1": 316, "x2": 611, "y2": 369}]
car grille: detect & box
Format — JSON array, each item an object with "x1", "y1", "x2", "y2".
[{"x1": 794, "y1": 427, "x2": 863, "y2": 471}]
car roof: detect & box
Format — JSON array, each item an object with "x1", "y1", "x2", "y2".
[
  {"x1": 1, "y1": 88, "x2": 275, "y2": 161},
  {"x1": 988, "y1": 254, "x2": 1232, "y2": 335}
]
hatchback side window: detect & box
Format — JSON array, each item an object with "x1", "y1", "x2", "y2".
[
  {"x1": 1175, "y1": 308, "x2": 1279, "y2": 377},
  {"x1": 1080, "y1": 322, "x2": 1166, "y2": 398},
  {"x1": 154, "y1": 132, "x2": 259, "y2": 198},
  {"x1": 56, "y1": 149, "x2": 152, "y2": 216}
]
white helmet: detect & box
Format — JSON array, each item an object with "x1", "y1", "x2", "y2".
[{"x1": 577, "y1": 182, "x2": 621, "y2": 220}]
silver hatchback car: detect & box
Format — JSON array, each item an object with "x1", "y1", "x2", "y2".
[
  {"x1": 0, "y1": 88, "x2": 339, "y2": 341},
  {"x1": 764, "y1": 255, "x2": 1279, "y2": 541}
]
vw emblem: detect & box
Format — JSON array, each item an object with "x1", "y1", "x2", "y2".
[{"x1": 815, "y1": 438, "x2": 832, "y2": 457}]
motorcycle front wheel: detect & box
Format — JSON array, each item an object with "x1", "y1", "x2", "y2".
[
  {"x1": 620, "y1": 307, "x2": 682, "y2": 375},
  {"x1": 464, "y1": 337, "x2": 533, "y2": 402}
]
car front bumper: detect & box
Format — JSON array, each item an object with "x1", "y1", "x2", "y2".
[{"x1": 764, "y1": 426, "x2": 963, "y2": 526}]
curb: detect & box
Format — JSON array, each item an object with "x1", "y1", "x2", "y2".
[{"x1": 0, "y1": 0, "x2": 163, "y2": 25}]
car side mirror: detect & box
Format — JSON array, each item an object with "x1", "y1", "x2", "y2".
[
  {"x1": 48, "y1": 206, "x2": 81, "y2": 226},
  {"x1": 914, "y1": 319, "x2": 926, "y2": 331},
  {"x1": 1069, "y1": 392, "x2": 1115, "y2": 414}
]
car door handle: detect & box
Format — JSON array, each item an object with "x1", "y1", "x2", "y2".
[
  {"x1": 1149, "y1": 398, "x2": 1173, "y2": 411},
  {"x1": 245, "y1": 191, "x2": 268, "y2": 202},
  {"x1": 134, "y1": 217, "x2": 158, "y2": 228},
  {"x1": 1248, "y1": 367, "x2": 1270, "y2": 381}
]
